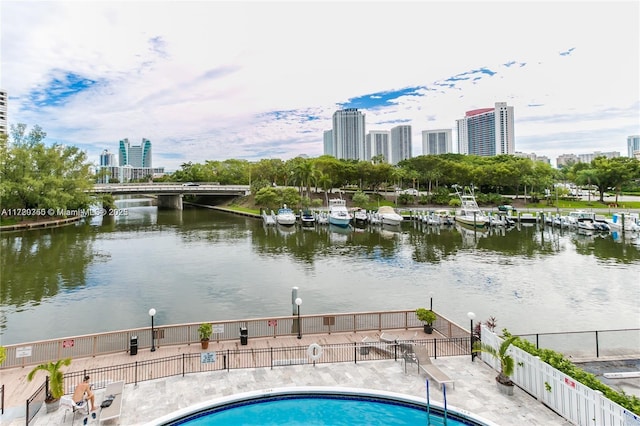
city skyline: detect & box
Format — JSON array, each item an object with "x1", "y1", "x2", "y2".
[{"x1": 1, "y1": 1, "x2": 638, "y2": 171}]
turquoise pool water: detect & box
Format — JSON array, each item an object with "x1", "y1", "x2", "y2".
[{"x1": 162, "y1": 394, "x2": 483, "y2": 426}]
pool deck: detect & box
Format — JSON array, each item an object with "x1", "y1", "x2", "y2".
[{"x1": 1, "y1": 330, "x2": 572, "y2": 425}]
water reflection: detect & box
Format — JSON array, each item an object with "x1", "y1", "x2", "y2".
[{"x1": 1, "y1": 203, "x2": 639, "y2": 344}]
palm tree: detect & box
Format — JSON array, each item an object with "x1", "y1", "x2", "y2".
[
  {"x1": 27, "y1": 358, "x2": 72, "y2": 401},
  {"x1": 473, "y1": 335, "x2": 517, "y2": 385}
]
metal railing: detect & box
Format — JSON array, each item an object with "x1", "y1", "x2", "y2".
[
  {"x1": 60, "y1": 337, "x2": 471, "y2": 394},
  {"x1": 0, "y1": 310, "x2": 468, "y2": 369},
  {"x1": 25, "y1": 377, "x2": 47, "y2": 426},
  {"x1": 516, "y1": 328, "x2": 640, "y2": 359}
]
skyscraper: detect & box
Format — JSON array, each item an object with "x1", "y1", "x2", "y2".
[
  {"x1": 390, "y1": 125, "x2": 412, "y2": 165},
  {"x1": 332, "y1": 108, "x2": 366, "y2": 161},
  {"x1": 422, "y1": 129, "x2": 453, "y2": 155},
  {"x1": 323, "y1": 130, "x2": 333, "y2": 157},
  {"x1": 456, "y1": 102, "x2": 514, "y2": 156},
  {"x1": 366, "y1": 131, "x2": 391, "y2": 162},
  {"x1": 119, "y1": 138, "x2": 152, "y2": 168},
  {"x1": 0, "y1": 89, "x2": 7, "y2": 135},
  {"x1": 100, "y1": 149, "x2": 115, "y2": 166},
  {"x1": 628, "y1": 135, "x2": 640, "y2": 158}
]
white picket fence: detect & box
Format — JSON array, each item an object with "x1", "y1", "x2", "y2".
[{"x1": 479, "y1": 326, "x2": 640, "y2": 426}]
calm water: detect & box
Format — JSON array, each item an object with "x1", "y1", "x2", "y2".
[{"x1": 1, "y1": 198, "x2": 639, "y2": 345}]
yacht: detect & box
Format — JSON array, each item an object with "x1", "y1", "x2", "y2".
[
  {"x1": 453, "y1": 186, "x2": 490, "y2": 229},
  {"x1": 376, "y1": 206, "x2": 403, "y2": 226},
  {"x1": 328, "y1": 199, "x2": 352, "y2": 228},
  {"x1": 276, "y1": 205, "x2": 296, "y2": 226}
]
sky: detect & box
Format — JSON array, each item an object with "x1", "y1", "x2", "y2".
[{"x1": 1, "y1": 1, "x2": 639, "y2": 171}]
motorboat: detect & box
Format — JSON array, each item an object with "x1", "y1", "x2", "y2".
[
  {"x1": 353, "y1": 208, "x2": 369, "y2": 225},
  {"x1": 300, "y1": 209, "x2": 316, "y2": 227},
  {"x1": 376, "y1": 206, "x2": 403, "y2": 226},
  {"x1": 606, "y1": 212, "x2": 640, "y2": 232},
  {"x1": 328, "y1": 199, "x2": 352, "y2": 228},
  {"x1": 276, "y1": 205, "x2": 296, "y2": 226},
  {"x1": 453, "y1": 186, "x2": 490, "y2": 229},
  {"x1": 433, "y1": 209, "x2": 454, "y2": 226}
]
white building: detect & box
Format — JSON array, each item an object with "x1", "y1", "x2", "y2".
[
  {"x1": 0, "y1": 89, "x2": 7, "y2": 135},
  {"x1": 332, "y1": 108, "x2": 366, "y2": 161},
  {"x1": 422, "y1": 129, "x2": 452, "y2": 155},
  {"x1": 456, "y1": 102, "x2": 514, "y2": 156},
  {"x1": 390, "y1": 125, "x2": 412, "y2": 165},
  {"x1": 628, "y1": 135, "x2": 640, "y2": 158},
  {"x1": 323, "y1": 130, "x2": 333, "y2": 157},
  {"x1": 366, "y1": 131, "x2": 391, "y2": 162}
]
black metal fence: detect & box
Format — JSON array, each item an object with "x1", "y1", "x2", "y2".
[
  {"x1": 60, "y1": 337, "x2": 470, "y2": 393},
  {"x1": 1, "y1": 384, "x2": 4, "y2": 415},
  {"x1": 25, "y1": 377, "x2": 47, "y2": 426},
  {"x1": 516, "y1": 328, "x2": 640, "y2": 359}
]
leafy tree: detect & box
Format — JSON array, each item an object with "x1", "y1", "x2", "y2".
[{"x1": 1, "y1": 124, "x2": 93, "y2": 216}]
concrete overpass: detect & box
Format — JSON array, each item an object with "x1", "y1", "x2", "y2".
[{"x1": 92, "y1": 183, "x2": 250, "y2": 209}]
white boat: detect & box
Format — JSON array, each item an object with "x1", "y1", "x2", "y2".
[
  {"x1": 328, "y1": 199, "x2": 352, "y2": 228},
  {"x1": 353, "y1": 208, "x2": 368, "y2": 225},
  {"x1": 300, "y1": 209, "x2": 316, "y2": 227},
  {"x1": 376, "y1": 206, "x2": 403, "y2": 226},
  {"x1": 606, "y1": 212, "x2": 640, "y2": 232},
  {"x1": 276, "y1": 205, "x2": 296, "y2": 226},
  {"x1": 453, "y1": 186, "x2": 490, "y2": 229},
  {"x1": 566, "y1": 211, "x2": 597, "y2": 231},
  {"x1": 433, "y1": 209, "x2": 454, "y2": 226}
]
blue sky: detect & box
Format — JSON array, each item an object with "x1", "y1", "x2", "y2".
[{"x1": 1, "y1": 1, "x2": 638, "y2": 170}]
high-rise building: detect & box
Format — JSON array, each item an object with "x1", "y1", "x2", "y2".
[
  {"x1": 390, "y1": 125, "x2": 412, "y2": 165},
  {"x1": 0, "y1": 89, "x2": 7, "y2": 135},
  {"x1": 119, "y1": 138, "x2": 152, "y2": 168},
  {"x1": 422, "y1": 129, "x2": 452, "y2": 155},
  {"x1": 323, "y1": 130, "x2": 333, "y2": 157},
  {"x1": 456, "y1": 102, "x2": 514, "y2": 156},
  {"x1": 332, "y1": 108, "x2": 366, "y2": 161},
  {"x1": 100, "y1": 149, "x2": 116, "y2": 166},
  {"x1": 628, "y1": 135, "x2": 640, "y2": 158},
  {"x1": 366, "y1": 131, "x2": 390, "y2": 162}
]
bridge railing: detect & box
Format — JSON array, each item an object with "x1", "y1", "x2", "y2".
[{"x1": 0, "y1": 310, "x2": 467, "y2": 369}]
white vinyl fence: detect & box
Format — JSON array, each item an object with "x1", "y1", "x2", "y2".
[{"x1": 479, "y1": 326, "x2": 640, "y2": 426}]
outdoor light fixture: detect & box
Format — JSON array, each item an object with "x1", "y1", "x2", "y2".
[
  {"x1": 467, "y1": 311, "x2": 476, "y2": 361},
  {"x1": 295, "y1": 298, "x2": 302, "y2": 339},
  {"x1": 149, "y1": 308, "x2": 157, "y2": 352}
]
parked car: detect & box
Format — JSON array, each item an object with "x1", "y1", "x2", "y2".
[
  {"x1": 182, "y1": 182, "x2": 199, "y2": 186},
  {"x1": 498, "y1": 205, "x2": 515, "y2": 212},
  {"x1": 397, "y1": 188, "x2": 419, "y2": 196}
]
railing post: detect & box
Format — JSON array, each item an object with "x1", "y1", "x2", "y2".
[
  {"x1": 595, "y1": 331, "x2": 599, "y2": 358},
  {"x1": 182, "y1": 353, "x2": 185, "y2": 377},
  {"x1": 134, "y1": 361, "x2": 138, "y2": 385},
  {"x1": 354, "y1": 343, "x2": 357, "y2": 364},
  {"x1": 227, "y1": 350, "x2": 230, "y2": 372},
  {"x1": 433, "y1": 338, "x2": 437, "y2": 359},
  {"x1": 270, "y1": 347, "x2": 273, "y2": 370}
]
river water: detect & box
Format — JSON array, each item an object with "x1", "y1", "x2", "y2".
[{"x1": 1, "y1": 198, "x2": 639, "y2": 345}]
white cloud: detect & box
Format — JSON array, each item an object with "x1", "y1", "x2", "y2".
[{"x1": 1, "y1": 1, "x2": 638, "y2": 170}]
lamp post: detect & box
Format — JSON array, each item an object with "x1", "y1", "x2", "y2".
[
  {"x1": 295, "y1": 297, "x2": 302, "y2": 339},
  {"x1": 467, "y1": 311, "x2": 476, "y2": 361},
  {"x1": 149, "y1": 308, "x2": 156, "y2": 352}
]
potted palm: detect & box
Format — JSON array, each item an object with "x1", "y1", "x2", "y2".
[
  {"x1": 27, "y1": 358, "x2": 72, "y2": 412},
  {"x1": 415, "y1": 308, "x2": 437, "y2": 334},
  {"x1": 473, "y1": 335, "x2": 518, "y2": 396},
  {"x1": 198, "y1": 323, "x2": 213, "y2": 349}
]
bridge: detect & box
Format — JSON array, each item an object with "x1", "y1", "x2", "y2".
[{"x1": 92, "y1": 183, "x2": 250, "y2": 209}]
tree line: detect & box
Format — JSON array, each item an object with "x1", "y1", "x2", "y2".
[{"x1": 2, "y1": 124, "x2": 639, "y2": 220}]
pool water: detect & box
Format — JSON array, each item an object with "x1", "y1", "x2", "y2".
[{"x1": 168, "y1": 395, "x2": 476, "y2": 426}]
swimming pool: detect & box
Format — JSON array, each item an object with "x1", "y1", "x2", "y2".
[{"x1": 147, "y1": 387, "x2": 497, "y2": 426}]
